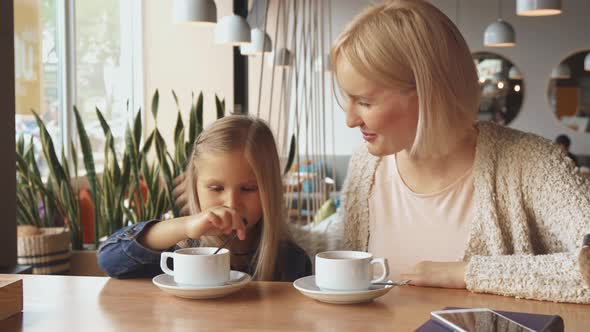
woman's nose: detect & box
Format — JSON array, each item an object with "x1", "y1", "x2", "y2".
[{"x1": 346, "y1": 104, "x2": 363, "y2": 128}]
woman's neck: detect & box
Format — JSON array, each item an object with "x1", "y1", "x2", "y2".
[{"x1": 395, "y1": 127, "x2": 477, "y2": 194}]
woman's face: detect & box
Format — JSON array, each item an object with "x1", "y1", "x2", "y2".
[
  {"x1": 336, "y1": 58, "x2": 419, "y2": 156},
  {"x1": 195, "y1": 150, "x2": 263, "y2": 228}
]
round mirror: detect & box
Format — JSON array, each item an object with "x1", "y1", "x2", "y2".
[
  {"x1": 473, "y1": 52, "x2": 524, "y2": 125},
  {"x1": 547, "y1": 50, "x2": 590, "y2": 133}
]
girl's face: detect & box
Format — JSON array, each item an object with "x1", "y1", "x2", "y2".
[
  {"x1": 195, "y1": 150, "x2": 263, "y2": 228},
  {"x1": 336, "y1": 58, "x2": 420, "y2": 157}
]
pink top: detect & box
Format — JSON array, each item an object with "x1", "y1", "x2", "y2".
[{"x1": 368, "y1": 155, "x2": 474, "y2": 279}]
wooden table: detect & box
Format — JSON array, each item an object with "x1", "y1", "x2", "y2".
[{"x1": 0, "y1": 274, "x2": 588, "y2": 331}]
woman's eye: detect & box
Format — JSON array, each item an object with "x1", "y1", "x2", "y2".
[
  {"x1": 241, "y1": 186, "x2": 258, "y2": 192},
  {"x1": 357, "y1": 101, "x2": 370, "y2": 108},
  {"x1": 208, "y1": 186, "x2": 223, "y2": 192}
]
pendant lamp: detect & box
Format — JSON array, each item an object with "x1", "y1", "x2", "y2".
[
  {"x1": 517, "y1": 0, "x2": 561, "y2": 16},
  {"x1": 173, "y1": 0, "x2": 217, "y2": 25},
  {"x1": 215, "y1": 14, "x2": 251, "y2": 45}
]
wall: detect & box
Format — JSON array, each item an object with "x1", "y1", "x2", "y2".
[
  {"x1": 325, "y1": 0, "x2": 590, "y2": 155},
  {"x1": 142, "y1": 0, "x2": 590, "y2": 156},
  {"x1": 142, "y1": 0, "x2": 234, "y2": 148}
]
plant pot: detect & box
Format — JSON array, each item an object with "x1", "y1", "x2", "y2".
[
  {"x1": 17, "y1": 227, "x2": 71, "y2": 275},
  {"x1": 69, "y1": 250, "x2": 105, "y2": 277}
]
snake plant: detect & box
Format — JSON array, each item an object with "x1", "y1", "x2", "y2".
[{"x1": 32, "y1": 112, "x2": 83, "y2": 249}]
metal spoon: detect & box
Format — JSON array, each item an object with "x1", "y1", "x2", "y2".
[
  {"x1": 213, "y1": 218, "x2": 248, "y2": 254},
  {"x1": 372, "y1": 280, "x2": 412, "y2": 286}
]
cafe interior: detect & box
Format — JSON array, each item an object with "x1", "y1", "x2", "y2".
[{"x1": 1, "y1": 0, "x2": 589, "y2": 331}]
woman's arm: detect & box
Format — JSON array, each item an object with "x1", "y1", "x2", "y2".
[{"x1": 465, "y1": 139, "x2": 590, "y2": 303}]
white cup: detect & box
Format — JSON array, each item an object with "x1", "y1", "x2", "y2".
[
  {"x1": 315, "y1": 251, "x2": 389, "y2": 291},
  {"x1": 160, "y1": 247, "x2": 230, "y2": 286}
]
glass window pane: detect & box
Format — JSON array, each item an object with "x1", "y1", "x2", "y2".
[
  {"x1": 14, "y1": 0, "x2": 62, "y2": 179},
  {"x1": 76, "y1": 0, "x2": 133, "y2": 170}
]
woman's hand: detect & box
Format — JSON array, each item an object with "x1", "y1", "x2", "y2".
[
  {"x1": 173, "y1": 173, "x2": 190, "y2": 216},
  {"x1": 400, "y1": 261, "x2": 467, "y2": 289},
  {"x1": 184, "y1": 206, "x2": 247, "y2": 241}
]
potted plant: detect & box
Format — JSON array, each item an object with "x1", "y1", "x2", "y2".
[
  {"x1": 15, "y1": 90, "x2": 227, "y2": 276},
  {"x1": 14, "y1": 113, "x2": 83, "y2": 274}
]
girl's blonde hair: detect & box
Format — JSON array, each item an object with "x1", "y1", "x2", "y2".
[
  {"x1": 185, "y1": 115, "x2": 288, "y2": 281},
  {"x1": 331, "y1": 0, "x2": 480, "y2": 157}
]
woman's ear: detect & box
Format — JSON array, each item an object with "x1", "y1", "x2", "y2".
[{"x1": 579, "y1": 234, "x2": 590, "y2": 287}]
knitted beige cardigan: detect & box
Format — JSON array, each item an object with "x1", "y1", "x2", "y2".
[{"x1": 340, "y1": 122, "x2": 590, "y2": 303}]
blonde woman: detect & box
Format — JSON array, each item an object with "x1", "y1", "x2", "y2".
[
  {"x1": 331, "y1": 0, "x2": 590, "y2": 303},
  {"x1": 98, "y1": 115, "x2": 311, "y2": 281}
]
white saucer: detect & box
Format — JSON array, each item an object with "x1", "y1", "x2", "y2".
[
  {"x1": 293, "y1": 275, "x2": 394, "y2": 304},
  {"x1": 152, "y1": 270, "x2": 251, "y2": 299}
]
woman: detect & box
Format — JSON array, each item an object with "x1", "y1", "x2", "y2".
[{"x1": 330, "y1": 0, "x2": 589, "y2": 303}]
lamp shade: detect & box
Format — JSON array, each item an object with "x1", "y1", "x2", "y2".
[
  {"x1": 508, "y1": 66, "x2": 523, "y2": 79},
  {"x1": 173, "y1": 0, "x2": 217, "y2": 25},
  {"x1": 314, "y1": 55, "x2": 331, "y2": 72},
  {"x1": 268, "y1": 48, "x2": 292, "y2": 67},
  {"x1": 584, "y1": 52, "x2": 590, "y2": 72},
  {"x1": 550, "y1": 63, "x2": 571, "y2": 79},
  {"x1": 517, "y1": 0, "x2": 561, "y2": 16},
  {"x1": 240, "y1": 29, "x2": 272, "y2": 55},
  {"x1": 484, "y1": 19, "x2": 516, "y2": 47},
  {"x1": 214, "y1": 15, "x2": 251, "y2": 45}
]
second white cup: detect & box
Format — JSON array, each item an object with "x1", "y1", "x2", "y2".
[{"x1": 315, "y1": 251, "x2": 389, "y2": 291}]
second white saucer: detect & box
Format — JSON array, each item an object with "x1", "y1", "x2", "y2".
[{"x1": 293, "y1": 275, "x2": 394, "y2": 304}]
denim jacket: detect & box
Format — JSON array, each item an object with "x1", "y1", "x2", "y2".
[{"x1": 97, "y1": 220, "x2": 312, "y2": 282}]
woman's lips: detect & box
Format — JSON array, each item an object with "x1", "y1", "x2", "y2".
[{"x1": 361, "y1": 130, "x2": 377, "y2": 142}]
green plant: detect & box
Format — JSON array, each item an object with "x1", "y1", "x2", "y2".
[
  {"x1": 155, "y1": 90, "x2": 203, "y2": 218},
  {"x1": 137, "y1": 157, "x2": 170, "y2": 221},
  {"x1": 15, "y1": 136, "x2": 59, "y2": 227},
  {"x1": 95, "y1": 107, "x2": 132, "y2": 236},
  {"x1": 32, "y1": 112, "x2": 83, "y2": 249},
  {"x1": 215, "y1": 94, "x2": 226, "y2": 120},
  {"x1": 73, "y1": 106, "x2": 101, "y2": 245},
  {"x1": 124, "y1": 98, "x2": 168, "y2": 224},
  {"x1": 16, "y1": 89, "x2": 226, "y2": 248}
]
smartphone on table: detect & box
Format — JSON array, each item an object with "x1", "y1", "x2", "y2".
[{"x1": 431, "y1": 308, "x2": 535, "y2": 332}]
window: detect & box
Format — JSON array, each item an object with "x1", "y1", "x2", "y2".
[
  {"x1": 14, "y1": 0, "x2": 142, "y2": 176},
  {"x1": 75, "y1": 0, "x2": 141, "y2": 166},
  {"x1": 15, "y1": 0, "x2": 61, "y2": 178}
]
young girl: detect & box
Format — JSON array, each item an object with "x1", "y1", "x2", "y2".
[{"x1": 98, "y1": 115, "x2": 311, "y2": 281}]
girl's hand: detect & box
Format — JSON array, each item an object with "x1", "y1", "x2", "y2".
[
  {"x1": 400, "y1": 261, "x2": 467, "y2": 289},
  {"x1": 184, "y1": 206, "x2": 247, "y2": 241}
]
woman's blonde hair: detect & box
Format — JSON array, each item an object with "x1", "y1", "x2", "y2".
[
  {"x1": 185, "y1": 115, "x2": 288, "y2": 281},
  {"x1": 331, "y1": 0, "x2": 480, "y2": 157}
]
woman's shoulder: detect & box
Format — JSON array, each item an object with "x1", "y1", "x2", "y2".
[
  {"x1": 477, "y1": 121, "x2": 551, "y2": 148},
  {"x1": 476, "y1": 121, "x2": 563, "y2": 165}
]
